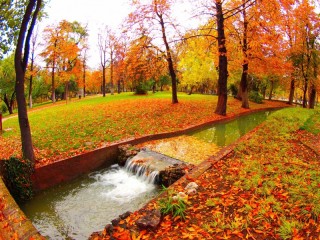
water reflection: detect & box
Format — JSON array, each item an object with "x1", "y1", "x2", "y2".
[
  {"x1": 190, "y1": 111, "x2": 273, "y2": 146},
  {"x1": 216, "y1": 124, "x2": 226, "y2": 146}
]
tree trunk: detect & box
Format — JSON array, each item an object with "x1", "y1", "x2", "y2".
[
  {"x1": 188, "y1": 86, "x2": 195, "y2": 95},
  {"x1": 118, "y1": 80, "x2": 121, "y2": 94},
  {"x1": 14, "y1": 0, "x2": 41, "y2": 162},
  {"x1": 157, "y1": 11, "x2": 178, "y2": 104},
  {"x1": 302, "y1": 78, "x2": 308, "y2": 108},
  {"x1": 236, "y1": 83, "x2": 242, "y2": 100},
  {"x1": 3, "y1": 93, "x2": 15, "y2": 114},
  {"x1": 309, "y1": 84, "x2": 316, "y2": 109},
  {"x1": 110, "y1": 51, "x2": 114, "y2": 95},
  {"x1": 28, "y1": 52, "x2": 34, "y2": 108},
  {"x1": 102, "y1": 66, "x2": 106, "y2": 97},
  {"x1": 288, "y1": 77, "x2": 295, "y2": 105},
  {"x1": 262, "y1": 86, "x2": 267, "y2": 100},
  {"x1": 268, "y1": 80, "x2": 274, "y2": 100},
  {"x1": 240, "y1": 0, "x2": 249, "y2": 109},
  {"x1": 240, "y1": 66, "x2": 249, "y2": 108},
  {"x1": 51, "y1": 60, "x2": 56, "y2": 103},
  {"x1": 214, "y1": 2, "x2": 228, "y2": 116},
  {"x1": 64, "y1": 81, "x2": 69, "y2": 103},
  {"x1": 83, "y1": 58, "x2": 86, "y2": 98}
]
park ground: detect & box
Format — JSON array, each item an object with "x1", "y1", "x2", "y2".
[
  {"x1": 1, "y1": 92, "x2": 288, "y2": 167},
  {"x1": 0, "y1": 92, "x2": 319, "y2": 239},
  {"x1": 92, "y1": 107, "x2": 320, "y2": 240}
]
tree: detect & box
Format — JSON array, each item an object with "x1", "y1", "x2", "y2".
[
  {"x1": 31, "y1": 69, "x2": 50, "y2": 102},
  {"x1": 105, "y1": 28, "x2": 117, "y2": 95},
  {"x1": 213, "y1": 1, "x2": 229, "y2": 115},
  {"x1": 178, "y1": 30, "x2": 217, "y2": 95},
  {"x1": 80, "y1": 45, "x2": 88, "y2": 97},
  {"x1": 195, "y1": 1, "x2": 248, "y2": 114},
  {"x1": 129, "y1": 0, "x2": 179, "y2": 103},
  {"x1": 0, "y1": 0, "x2": 26, "y2": 58},
  {"x1": 113, "y1": 35, "x2": 129, "y2": 94},
  {"x1": 292, "y1": 1, "x2": 319, "y2": 108},
  {"x1": 15, "y1": 0, "x2": 42, "y2": 162},
  {"x1": 98, "y1": 27, "x2": 109, "y2": 97},
  {"x1": 237, "y1": 0, "x2": 251, "y2": 108},
  {"x1": 280, "y1": 1, "x2": 298, "y2": 105},
  {"x1": 125, "y1": 35, "x2": 155, "y2": 91},
  {"x1": 41, "y1": 20, "x2": 88, "y2": 102},
  {"x1": 0, "y1": 55, "x2": 16, "y2": 114},
  {"x1": 87, "y1": 70, "x2": 102, "y2": 94},
  {"x1": 41, "y1": 23, "x2": 63, "y2": 102},
  {"x1": 27, "y1": 27, "x2": 40, "y2": 108}
]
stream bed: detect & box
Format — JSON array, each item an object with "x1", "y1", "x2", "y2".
[
  {"x1": 21, "y1": 165, "x2": 158, "y2": 239},
  {"x1": 20, "y1": 110, "x2": 274, "y2": 239}
]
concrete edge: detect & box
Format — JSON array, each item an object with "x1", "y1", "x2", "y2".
[{"x1": 0, "y1": 177, "x2": 44, "y2": 240}]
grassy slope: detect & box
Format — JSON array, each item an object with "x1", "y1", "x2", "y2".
[
  {"x1": 1, "y1": 92, "x2": 287, "y2": 166},
  {"x1": 98, "y1": 108, "x2": 320, "y2": 240}
]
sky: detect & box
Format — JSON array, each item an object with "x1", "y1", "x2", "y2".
[
  {"x1": 38, "y1": 0, "x2": 198, "y2": 69},
  {"x1": 38, "y1": 0, "x2": 132, "y2": 68}
]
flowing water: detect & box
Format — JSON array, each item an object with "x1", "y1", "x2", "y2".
[
  {"x1": 21, "y1": 165, "x2": 159, "y2": 239},
  {"x1": 21, "y1": 110, "x2": 274, "y2": 239}
]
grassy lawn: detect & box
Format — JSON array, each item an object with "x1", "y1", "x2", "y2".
[
  {"x1": 97, "y1": 107, "x2": 320, "y2": 240},
  {"x1": 0, "y1": 92, "x2": 288, "y2": 166}
]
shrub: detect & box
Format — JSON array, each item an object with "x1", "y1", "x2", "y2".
[
  {"x1": 135, "y1": 82, "x2": 148, "y2": 95},
  {"x1": 249, "y1": 91, "x2": 264, "y2": 104},
  {"x1": 2, "y1": 157, "x2": 34, "y2": 203},
  {"x1": 228, "y1": 84, "x2": 238, "y2": 97},
  {"x1": 1, "y1": 103, "x2": 7, "y2": 114}
]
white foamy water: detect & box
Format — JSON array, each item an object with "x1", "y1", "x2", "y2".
[
  {"x1": 21, "y1": 165, "x2": 159, "y2": 240},
  {"x1": 124, "y1": 157, "x2": 160, "y2": 184},
  {"x1": 93, "y1": 166, "x2": 156, "y2": 203}
]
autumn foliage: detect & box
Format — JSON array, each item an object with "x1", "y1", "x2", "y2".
[{"x1": 0, "y1": 93, "x2": 288, "y2": 167}]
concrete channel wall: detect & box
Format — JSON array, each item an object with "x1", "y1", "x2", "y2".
[
  {"x1": 33, "y1": 107, "x2": 279, "y2": 191},
  {"x1": 0, "y1": 106, "x2": 287, "y2": 239},
  {"x1": 0, "y1": 178, "x2": 43, "y2": 240}
]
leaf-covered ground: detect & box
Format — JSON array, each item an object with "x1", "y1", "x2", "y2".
[
  {"x1": 138, "y1": 135, "x2": 220, "y2": 165},
  {"x1": 0, "y1": 92, "x2": 287, "y2": 167},
  {"x1": 92, "y1": 108, "x2": 320, "y2": 240}
]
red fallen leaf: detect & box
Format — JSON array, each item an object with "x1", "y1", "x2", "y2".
[
  {"x1": 231, "y1": 230, "x2": 244, "y2": 238},
  {"x1": 253, "y1": 228, "x2": 265, "y2": 234},
  {"x1": 305, "y1": 206, "x2": 312, "y2": 212},
  {"x1": 10, "y1": 232, "x2": 19, "y2": 240},
  {"x1": 187, "y1": 227, "x2": 196, "y2": 232},
  {"x1": 3, "y1": 222, "x2": 9, "y2": 229}
]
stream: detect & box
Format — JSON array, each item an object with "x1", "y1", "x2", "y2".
[{"x1": 20, "y1": 110, "x2": 274, "y2": 239}]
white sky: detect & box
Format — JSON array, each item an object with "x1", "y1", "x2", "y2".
[
  {"x1": 38, "y1": 0, "x2": 200, "y2": 69},
  {"x1": 38, "y1": 0, "x2": 132, "y2": 69}
]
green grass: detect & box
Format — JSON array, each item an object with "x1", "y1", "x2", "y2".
[
  {"x1": 1, "y1": 92, "x2": 220, "y2": 161},
  {"x1": 300, "y1": 109, "x2": 320, "y2": 134},
  {"x1": 1, "y1": 91, "x2": 289, "y2": 163},
  {"x1": 231, "y1": 107, "x2": 320, "y2": 237}
]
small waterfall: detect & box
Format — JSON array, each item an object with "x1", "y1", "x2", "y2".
[{"x1": 124, "y1": 157, "x2": 159, "y2": 184}]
